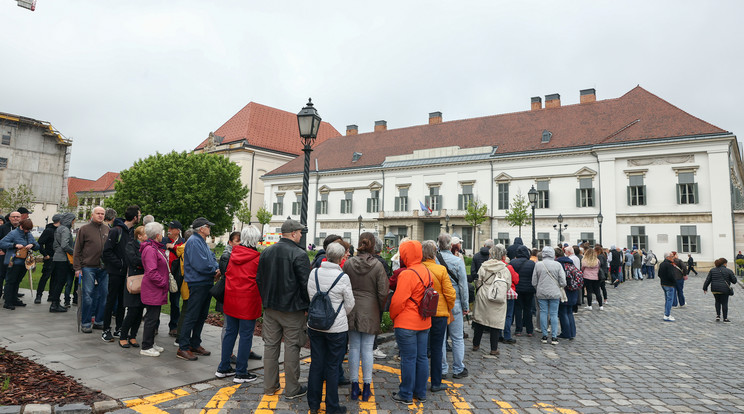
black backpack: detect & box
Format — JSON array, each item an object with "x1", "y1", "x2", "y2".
[{"x1": 307, "y1": 268, "x2": 345, "y2": 330}]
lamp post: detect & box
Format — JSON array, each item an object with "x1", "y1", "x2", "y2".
[
  {"x1": 528, "y1": 185, "x2": 537, "y2": 248},
  {"x1": 597, "y1": 212, "x2": 604, "y2": 246},
  {"x1": 358, "y1": 215, "x2": 363, "y2": 239},
  {"x1": 553, "y1": 213, "x2": 568, "y2": 246},
  {"x1": 296, "y1": 98, "x2": 322, "y2": 250},
  {"x1": 445, "y1": 214, "x2": 450, "y2": 233}
]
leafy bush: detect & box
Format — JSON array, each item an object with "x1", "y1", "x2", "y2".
[{"x1": 380, "y1": 312, "x2": 393, "y2": 333}]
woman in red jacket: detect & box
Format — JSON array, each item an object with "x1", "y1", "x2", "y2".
[{"x1": 215, "y1": 226, "x2": 263, "y2": 383}]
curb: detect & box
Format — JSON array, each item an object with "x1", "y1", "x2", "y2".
[{"x1": 2, "y1": 401, "x2": 121, "y2": 414}]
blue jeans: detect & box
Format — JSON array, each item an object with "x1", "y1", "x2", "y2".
[
  {"x1": 537, "y1": 298, "x2": 560, "y2": 338},
  {"x1": 395, "y1": 327, "x2": 429, "y2": 400},
  {"x1": 672, "y1": 279, "x2": 685, "y2": 306},
  {"x1": 179, "y1": 283, "x2": 213, "y2": 350},
  {"x1": 81, "y1": 267, "x2": 108, "y2": 329},
  {"x1": 348, "y1": 330, "x2": 374, "y2": 384},
  {"x1": 429, "y1": 316, "x2": 447, "y2": 387},
  {"x1": 633, "y1": 268, "x2": 643, "y2": 280},
  {"x1": 558, "y1": 290, "x2": 578, "y2": 339},
  {"x1": 218, "y1": 314, "x2": 256, "y2": 375},
  {"x1": 441, "y1": 302, "x2": 465, "y2": 375},
  {"x1": 503, "y1": 299, "x2": 515, "y2": 340},
  {"x1": 646, "y1": 265, "x2": 655, "y2": 279},
  {"x1": 307, "y1": 329, "x2": 347, "y2": 413},
  {"x1": 611, "y1": 266, "x2": 623, "y2": 284},
  {"x1": 662, "y1": 285, "x2": 676, "y2": 316}
]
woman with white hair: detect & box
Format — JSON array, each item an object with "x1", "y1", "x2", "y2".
[
  {"x1": 140, "y1": 222, "x2": 169, "y2": 357},
  {"x1": 215, "y1": 226, "x2": 263, "y2": 383},
  {"x1": 472, "y1": 244, "x2": 515, "y2": 357}
]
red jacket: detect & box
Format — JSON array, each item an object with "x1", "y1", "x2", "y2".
[{"x1": 224, "y1": 245, "x2": 262, "y2": 320}]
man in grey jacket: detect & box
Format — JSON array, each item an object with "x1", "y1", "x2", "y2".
[
  {"x1": 532, "y1": 246, "x2": 566, "y2": 345},
  {"x1": 436, "y1": 233, "x2": 470, "y2": 379}
]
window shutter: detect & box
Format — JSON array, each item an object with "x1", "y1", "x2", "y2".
[
  {"x1": 677, "y1": 235, "x2": 682, "y2": 252},
  {"x1": 425, "y1": 195, "x2": 431, "y2": 207},
  {"x1": 590, "y1": 188, "x2": 595, "y2": 207},
  {"x1": 627, "y1": 186, "x2": 631, "y2": 206},
  {"x1": 340, "y1": 200, "x2": 345, "y2": 213},
  {"x1": 642, "y1": 235, "x2": 648, "y2": 250},
  {"x1": 367, "y1": 198, "x2": 372, "y2": 213},
  {"x1": 458, "y1": 194, "x2": 464, "y2": 210},
  {"x1": 693, "y1": 183, "x2": 699, "y2": 204},
  {"x1": 696, "y1": 235, "x2": 701, "y2": 253},
  {"x1": 676, "y1": 184, "x2": 681, "y2": 204},
  {"x1": 576, "y1": 188, "x2": 581, "y2": 207},
  {"x1": 316, "y1": 201, "x2": 321, "y2": 211},
  {"x1": 627, "y1": 236, "x2": 632, "y2": 250},
  {"x1": 641, "y1": 185, "x2": 647, "y2": 205}
]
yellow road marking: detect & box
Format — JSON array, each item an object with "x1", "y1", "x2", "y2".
[
  {"x1": 124, "y1": 388, "x2": 190, "y2": 414},
  {"x1": 201, "y1": 384, "x2": 240, "y2": 414},
  {"x1": 493, "y1": 399, "x2": 519, "y2": 414},
  {"x1": 534, "y1": 402, "x2": 581, "y2": 414},
  {"x1": 255, "y1": 372, "x2": 286, "y2": 413}
]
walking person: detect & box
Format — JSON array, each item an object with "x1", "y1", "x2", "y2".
[
  {"x1": 119, "y1": 225, "x2": 146, "y2": 348},
  {"x1": 306, "y1": 242, "x2": 354, "y2": 414},
  {"x1": 582, "y1": 247, "x2": 603, "y2": 310},
  {"x1": 512, "y1": 245, "x2": 536, "y2": 336},
  {"x1": 531, "y1": 246, "x2": 566, "y2": 345},
  {"x1": 687, "y1": 254, "x2": 698, "y2": 276},
  {"x1": 658, "y1": 252, "x2": 678, "y2": 322},
  {"x1": 703, "y1": 258, "x2": 737, "y2": 322},
  {"x1": 139, "y1": 222, "x2": 169, "y2": 357},
  {"x1": 472, "y1": 244, "x2": 515, "y2": 356},
  {"x1": 0, "y1": 218, "x2": 40, "y2": 310},
  {"x1": 49, "y1": 213, "x2": 75, "y2": 312}
]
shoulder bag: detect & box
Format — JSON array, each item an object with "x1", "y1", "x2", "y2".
[{"x1": 127, "y1": 274, "x2": 144, "y2": 294}]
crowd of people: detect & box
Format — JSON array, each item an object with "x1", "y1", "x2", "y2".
[{"x1": 1, "y1": 208, "x2": 740, "y2": 411}]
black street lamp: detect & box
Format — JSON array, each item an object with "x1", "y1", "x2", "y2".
[
  {"x1": 445, "y1": 214, "x2": 450, "y2": 233},
  {"x1": 553, "y1": 213, "x2": 568, "y2": 246},
  {"x1": 597, "y1": 212, "x2": 604, "y2": 246},
  {"x1": 528, "y1": 185, "x2": 538, "y2": 249},
  {"x1": 358, "y1": 215, "x2": 363, "y2": 239},
  {"x1": 296, "y1": 98, "x2": 322, "y2": 250}
]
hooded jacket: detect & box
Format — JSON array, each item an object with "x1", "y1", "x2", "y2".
[
  {"x1": 422, "y1": 258, "x2": 456, "y2": 318},
  {"x1": 53, "y1": 213, "x2": 76, "y2": 262},
  {"x1": 224, "y1": 245, "x2": 262, "y2": 320},
  {"x1": 511, "y1": 245, "x2": 536, "y2": 294},
  {"x1": 38, "y1": 222, "x2": 58, "y2": 258},
  {"x1": 344, "y1": 252, "x2": 389, "y2": 334},
  {"x1": 307, "y1": 260, "x2": 355, "y2": 333},
  {"x1": 532, "y1": 246, "x2": 566, "y2": 300},
  {"x1": 470, "y1": 246, "x2": 491, "y2": 282},
  {"x1": 506, "y1": 237, "x2": 524, "y2": 260},
  {"x1": 473, "y1": 259, "x2": 512, "y2": 329},
  {"x1": 102, "y1": 218, "x2": 132, "y2": 276},
  {"x1": 140, "y1": 239, "x2": 169, "y2": 306},
  {"x1": 256, "y1": 237, "x2": 311, "y2": 312},
  {"x1": 389, "y1": 240, "x2": 433, "y2": 331}
]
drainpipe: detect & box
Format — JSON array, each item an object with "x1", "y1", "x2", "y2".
[
  {"x1": 313, "y1": 158, "x2": 320, "y2": 247},
  {"x1": 591, "y1": 149, "x2": 603, "y2": 244},
  {"x1": 248, "y1": 148, "x2": 255, "y2": 224},
  {"x1": 381, "y1": 169, "x2": 385, "y2": 237},
  {"x1": 490, "y1": 160, "x2": 495, "y2": 241}
]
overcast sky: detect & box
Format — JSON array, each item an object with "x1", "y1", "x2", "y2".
[{"x1": 2, "y1": 1, "x2": 742, "y2": 179}]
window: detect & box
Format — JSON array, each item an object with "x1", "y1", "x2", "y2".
[
  {"x1": 340, "y1": 191, "x2": 353, "y2": 214},
  {"x1": 678, "y1": 225, "x2": 700, "y2": 253},
  {"x1": 367, "y1": 190, "x2": 379, "y2": 213},
  {"x1": 627, "y1": 174, "x2": 646, "y2": 206},
  {"x1": 395, "y1": 188, "x2": 408, "y2": 212},
  {"x1": 537, "y1": 232, "x2": 551, "y2": 250},
  {"x1": 496, "y1": 232, "x2": 510, "y2": 247},
  {"x1": 272, "y1": 195, "x2": 284, "y2": 216},
  {"x1": 316, "y1": 193, "x2": 328, "y2": 214},
  {"x1": 315, "y1": 232, "x2": 326, "y2": 247},
  {"x1": 578, "y1": 232, "x2": 596, "y2": 246},
  {"x1": 458, "y1": 184, "x2": 473, "y2": 210},
  {"x1": 78, "y1": 210, "x2": 85, "y2": 220},
  {"x1": 627, "y1": 226, "x2": 648, "y2": 251},
  {"x1": 460, "y1": 227, "x2": 473, "y2": 251},
  {"x1": 0, "y1": 157, "x2": 7, "y2": 169},
  {"x1": 343, "y1": 232, "x2": 352, "y2": 244},
  {"x1": 1, "y1": 134, "x2": 9, "y2": 145},
  {"x1": 291, "y1": 194, "x2": 301, "y2": 216},
  {"x1": 425, "y1": 187, "x2": 441, "y2": 211},
  {"x1": 498, "y1": 183, "x2": 509, "y2": 210},
  {"x1": 677, "y1": 172, "x2": 698, "y2": 204},
  {"x1": 536, "y1": 180, "x2": 549, "y2": 209},
  {"x1": 576, "y1": 178, "x2": 595, "y2": 207}
]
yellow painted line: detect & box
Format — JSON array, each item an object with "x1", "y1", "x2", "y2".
[
  {"x1": 200, "y1": 384, "x2": 241, "y2": 414},
  {"x1": 255, "y1": 372, "x2": 286, "y2": 413},
  {"x1": 124, "y1": 388, "x2": 190, "y2": 414},
  {"x1": 534, "y1": 402, "x2": 580, "y2": 414},
  {"x1": 493, "y1": 399, "x2": 519, "y2": 414},
  {"x1": 446, "y1": 384, "x2": 472, "y2": 413}
]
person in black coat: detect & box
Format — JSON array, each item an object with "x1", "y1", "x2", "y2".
[
  {"x1": 470, "y1": 240, "x2": 493, "y2": 283},
  {"x1": 511, "y1": 245, "x2": 536, "y2": 336},
  {"x1": 35, "y1": 215, "x2": 61, "y2": 303},
  {"x1": 506, "y1": 237, "x2": 524, "y2": 261},
  {"x1": 703, "y1": 258, "x2": 737, "y2": 322}
]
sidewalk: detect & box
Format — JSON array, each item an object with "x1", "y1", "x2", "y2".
[{"x1": 0, "y1": 290, "x2": 307, "y2": 400}]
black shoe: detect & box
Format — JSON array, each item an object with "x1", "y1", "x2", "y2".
[
  {"x1": 498, "y1": 337, "x2": 505, "y2": 343},
  {"x1": 3, "y1": 304, "x2": 15, "y2": 310},
  {"x1": 413, "y1": 394, "x2": 427, "y2": 402},
  {"x1": 724, "y1": 319, "x2": 732, "y2": 323},
  {"x1": 93, "y1": 324, "x2": 104, "y2": 330},
  {"x1": 452, "y1": 368, "x2": 469, "y2": 379},
  {"x1": 113, "y1": 329, "x2": 121, "y2": 338},
  {"x1": 541, "y1": 336, "x2": 548, "y2": 344},
  {"x1": 391, "y1": 392, "x2": 412, "y2": 405},
  {"x1": 504, "y1": 338, "x2": 517, "y2": 344},
  {"x1": 233, "y1": 373, "x2": 258, "y2": 383},
  {"x1": 102, "y1": 330, "x2": 114, "y2": 342},
  {"x1": 34, "y1": 295, "x2": 42, "y2": 304},
  {"x1": 50, "y1": 303, "x2": 67, "y2": 313},
  {"x1": 430, "y1": 384, "x2": 448, "y2": 392},
  {"x1": 249, "y1": 351, "x2": 262, "y2": 360},
  {"x1": 215, "y1": 367, "x2": 236, "y2": 378},
  {"x1": 284, "y1": 385, "x2": 308, "y2": 400},
  {"x1": 14, "y1": 301, "x2": 27, "y2": 307},
  {"x1": 64, "y1": 301, "x2": 71, "y2": 308},
  {"x1": 17, "y1": 293, "x2": 24, "y2": 298},
  {"x1": 338, "y1": 376, "x2": 350, "y2": 386}
]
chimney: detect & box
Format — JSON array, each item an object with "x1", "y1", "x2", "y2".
[
  {"x1": 545, "y1": 93, "x2": 561, "y2": 109},
  {"x1": 580, "y1": 88, "x2": 596, "y2": 104},
  {"x1": 429, "y1": 111, "x2": 442, "y2": 125},
  {"x1": 374, "y1": 120, "x2": 387, "y2": 132},
  {"x1": 531, "y1": 96, "x2": 542, "y2": 110},
  {"x1": 346, "y1": 124, "x2": 358, "y2": 136}
]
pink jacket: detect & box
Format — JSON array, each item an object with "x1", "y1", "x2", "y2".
[{"x1": 140, "y1": 239, "x2": 169, "y2": 306}]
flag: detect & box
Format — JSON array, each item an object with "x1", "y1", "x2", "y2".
[{"x1": 419, "y1": 200, "x2": 432, "y2": 214}]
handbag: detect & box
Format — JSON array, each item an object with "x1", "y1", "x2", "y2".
[
  {"x1": 210, "y1": 277, "x2": 225, "y2": 303},
  {"x1": 127, "y1": 274, "x2": 144, "y2": 294},
  {"x1": 159, "y1": 250, "x2": 178, "y2": 293},
  {"x1": 15, "y1": 248, "x2": 28, "y2": 259}
]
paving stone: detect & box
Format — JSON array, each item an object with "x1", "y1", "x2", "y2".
[
  {"x1": 91, "y1": 401, "x2": 119, "y2": 413},
  {"x1": 21, "y1": 405, "x2": 51, "y2": 414},
  {"x1": 0, "y1": 406, "x2": 22, "y2": 414},
  {"x1": 53, "y1": 404, "x2": 91, "y2": 414}
]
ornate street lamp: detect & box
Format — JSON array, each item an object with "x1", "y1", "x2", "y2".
[
  {"x1": 296, "y1": 98, "x2": 322, "y2": 250},
  {"x1": 528, "y1": 185, "x2": 538, "y2": 249},
  {"x1": 553, "y1": 213, "x2": 568, "y2": 246},
  {"x1": 597, "y1": 212, "x2": 604, "y2": 246}
]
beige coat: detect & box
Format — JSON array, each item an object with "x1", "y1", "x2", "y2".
[{"x1": 472, "y1": 259, "x2": 511, "y2": 329}]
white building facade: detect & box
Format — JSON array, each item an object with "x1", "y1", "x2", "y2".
[{"x1": 262, "y1": 87, "x2": 743, "y2": 268}]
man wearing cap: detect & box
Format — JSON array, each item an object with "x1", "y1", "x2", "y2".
[
  {"x1": 0, "y1": 211, "x2": 22, "y2": 300},
  {"x1": 177, "y1": 217, "x2": 219, "y2": 361},
  {"x1": 256, "y1": 218, "x2": 311, "y2": 398},
  {"x1": 164, "y1": 220, "x2": 185, "y2": 337},
  {"x1": 73, "y1": 206, "x2": 110, "y2": 333},
  {"x1": 34, "y1": 214, "x2": 62, "y2": 304}
]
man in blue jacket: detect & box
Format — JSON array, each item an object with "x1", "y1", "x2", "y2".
[
  {"x1": 177, "y1": 217, "x2": 219, "y2": 361},
  {"x1": 436, "y1": 233, "x2": 470, "y2": 380}
]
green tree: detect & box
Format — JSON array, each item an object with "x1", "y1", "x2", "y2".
[
  {"x1": 105, "y1": 151, "x2": 249, "y2": 235},
  {"x1": 504, "y1": 191, "x2": 531, "y2": 237},
  {"x1": 256, "y1": 205, "x2": 272, "y2": 234},
  {"x1": 464, "y1": 198, "x2": 488, "y2": 251},
  {"x1": 0, "y1": 184, "x2": 35, "y2": 214},
  {"x1": 234, "y1": 200, "x2": 252, "y2": 230}
]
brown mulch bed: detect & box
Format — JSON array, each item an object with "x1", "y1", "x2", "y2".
[{"x1": 0, "y1": 346, "x2": 107, "y2": 406}]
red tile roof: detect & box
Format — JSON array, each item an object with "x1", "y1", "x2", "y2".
[
  {"x1": 67, "y1": 172, "x2": 120, "y2": 206},
  {"x1": 194, "y1": 102, "x2": 341, "y2": 155},
  {"x1": 266, "y1": 86, "x2": 728, "y2": 176}
]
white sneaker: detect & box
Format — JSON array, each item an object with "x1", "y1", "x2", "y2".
[
  {"x1": 140, "y1": 348, "x2": 161, "y2": 357},
  {"x1": 663, "y1": 315, "x2": 676, "y2": 322},
  {"x1": 584, "y1": 306, "x2": 592, "y2": 310},
  {"x1": 153, "y1": 344, "x2": 165, "y2": 353},
  {"x1": 373, "y1": 348, "x2": 387, "y2": 359},
  {"x1": 173, "y1": 340, "x2": 179, "y2": 347},
  {"x1": 599, "y1": 306, "x2": 604, "y2": 311}
]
